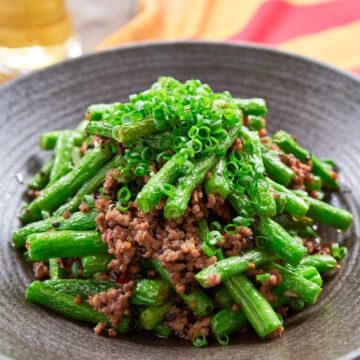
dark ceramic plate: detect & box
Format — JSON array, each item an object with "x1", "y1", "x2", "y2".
[{"x1": 0, "y1": 42, "x2": 359, "y2": 360}]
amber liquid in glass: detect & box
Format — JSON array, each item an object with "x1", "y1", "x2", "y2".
[{"x1": 0, "y1": 0, "x2": 81, "y2": 82}]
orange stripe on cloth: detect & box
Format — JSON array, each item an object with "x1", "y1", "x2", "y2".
[
  {"x1": 97, "y1": 0, "x2": 265, "y2": 49},
  {"x1": 228, "y1": 0, "x2": 360, "y2": 44},
  {"x1": 279, "y1": 21, "x2": 360, "y2": 71}
]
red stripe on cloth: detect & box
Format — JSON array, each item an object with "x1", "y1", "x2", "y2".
[
  {"x1": 228, "y1": 0, "x2": 360, "y2": 44},
  {"x1": 351, "y1": 67, "x2": 360, "y2": 76}
]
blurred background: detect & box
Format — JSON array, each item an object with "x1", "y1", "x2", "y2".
[{"x1": 0, "y1": 0, "x2": 359, "y2": 84}]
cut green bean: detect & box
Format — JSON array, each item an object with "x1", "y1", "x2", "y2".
[
  {"x1": 234, "y1": 98, "x2": 268, "y2": 117},
  {"x1": 153, "y1": 324, "x2": 173, "y2": 338},
  {"x1": 85, "y1": 121, "x2": 114, "y2": 138},
  {"x1": 151, "y1": 259, "x2": 214, "y2": 317},
  {"x1": 48, "y1": 131, "x2": 77, "y2": 185},
  {"x1": 211, "y1": 306, "x2": 248, "y2": 338},
  {"x1": 265, "y1": 177, "x2": 309, "y2": 219},
  {"x1": 13, "y1": 209, "x2": 98, "y2": 248},
  {"x1": 26, "y1": 144, "x2": 113, "y2": 219},
  {"x1": 139, "y1": 302, "x2": 173, "y2": 330},
  {"x1": 136, "y1": 150, "x2": 189, "y2": 213},
  {"x1": 273, "y1": 130, "x2": 339, "y2": 189},
  {"x1": 257, "y1": 217, "x2": 307, "y2": 265},
  {"x1": 28, "y1": 156, "x2": 54, "y2": 190},
  {"x1": 26, "y1": 281, "x2": 129, "y2": 333},
  {"x1": 300, "y1": 254, "x2": 337, "y2": 272},
  {"x1": 306, "y1": 197, "x2": 353, "y2": 231},
  {"x1": 44, "y1": 279, "x2": 117, "y2": 298},
  {"x1": 213, "y1": 287, "x2": 234, "y2": 309},
  {"x1": 131, "y1": 279, "x2": 173, "y2": 306},
  {"x1": 54, "y1": 153, "x2": 128, "y2": 215},
  {"x1": 195, "y1": 248, "x2": 279, "y2": 288},
  {"x1": 39, "y1": 130, "x2": 85, "y2": 150},
  {"x1": 113, "y1": 117, "x2": 158, "y2": 144},
  {"x1": 296, "y1": 265, "x2": 323, "y2": 287},
  {"x1": 82, "y1": 254, "x2": 112, "y2": 277},
  {"x1": 27, "y1": 230, "x2": 107, "y2": 261},
  {"x1": 267, "y1": 262, "x2": 322, "y2": 305},
  {"x1": 261, "y1": 148, "x2": 296, "y2": 186},
  {"x1": 204, "y1": 158, "x2": 230, "y2": 199},
  {"x1": 164, "y1": 153, "x2": 217, "y2": 219},
  {"x1": 49, "y1": 258, "x2": 66, "y2": 280},
  {"x1": 225, "y1": 274, "x2": 283, "y2": 338}
]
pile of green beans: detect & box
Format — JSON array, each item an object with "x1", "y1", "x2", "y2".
[{"x1": 14, "y1": 77, "x2": 353, "y2": 346}]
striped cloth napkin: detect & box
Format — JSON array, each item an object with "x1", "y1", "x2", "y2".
[{"x1": 97, "y1": 0, "x2": 360, "y2": 76}]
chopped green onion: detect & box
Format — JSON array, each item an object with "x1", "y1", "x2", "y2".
[
  {"x1": 331, "y1": 243, "x2": 347, "y2": 260},
  {"x1": 256, "y1": 273, "x2": 271, "y2": 282},
  {"x1": 192, "y1": 334, "x2": 208, "y2": 348}
]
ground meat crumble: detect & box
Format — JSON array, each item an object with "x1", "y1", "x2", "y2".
[{"x1": 91, "y1": 184, "x2": 254, "y2": 339}]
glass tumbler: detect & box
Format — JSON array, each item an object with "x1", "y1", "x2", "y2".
[{"x1": 0, "y1": 0, "x2": 81, "y2": 82}]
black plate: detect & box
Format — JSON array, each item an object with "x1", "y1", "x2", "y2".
[{"x1": 0, "y1": 42, "x2": 359, "y2": 360}]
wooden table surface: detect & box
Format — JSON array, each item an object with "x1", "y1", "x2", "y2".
[{"x1": 67, "y1": 0, "x2": 135, "y2": 53}]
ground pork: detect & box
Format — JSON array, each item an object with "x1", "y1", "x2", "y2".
[
  {"x1": 93, "y1": 182, "x2": 254, "y2": 329},
  {"x1": 88, "y1": 284, "x2": 133, "y2": 326},
  {"x1": 280, "y1": 153, "x2": 313, "y2": 190},
  {"x1": 163, "y1": 304, "x2": 211, "y2": 341},
  {"x1": 247, "y1": 268, "x2": 282, "y2": 303},
  {"x1": 32, "y1": 261, "x2": 49, "y2": 279}
]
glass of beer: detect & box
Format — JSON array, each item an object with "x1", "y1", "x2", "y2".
[{"x1": 0, "y1": 0, "x2": 81, "y2": 82}]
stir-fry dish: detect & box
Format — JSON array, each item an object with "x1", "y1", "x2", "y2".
[{"x1": 14, "y1": 77, "x2": 353, "y2": 346}]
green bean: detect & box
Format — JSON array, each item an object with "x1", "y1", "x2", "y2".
[
  {"x1": 304, "y1": 175, "x2": 322, "y2": 191},
  {"x1": 211, "y1": 306, "x2": 248, "y2": 339},
  {"x1": 228, "y1": 191, "x2": 255, "y2": 218},
  {"x1": 153, "y1": 324, "x2": 173, "y2": 338},
  {"x1": 136, "y1": 150, "x2": 189, "y2": 213},
  {"x1": 131, "y1": 279, "x2": 173, "y2": 306},
  {"x1": 272, "y1": 213, "x2": 314, "y2": 230},
  {"x1": 261, "y1": 148, "x2": 296, "y2": 186},
  {"x1": 48, "y1": 131, "x2": 77, "y2": 185},
  {"x1": 197, "y1": 218, "x2": 209, "y2": 243},
  {"x1": 164, "y1": 153, "x2": 217, "y2": 219},
  {"x1": 213, "y1": 287, "x2": 234, "y2": 309},
  {"x1": 112, "y1": 117, "x2": 158, "y2": 144},
  {"x1": 225, "y1": 274, "x2": 283, "y2": 338},
  {"x1": 306, "y1": 197, "x2": 353, "y2": 231},
  {"x1": 44, "y1": 279, "x2": 117, "y2": 298},
  {"x1": 248, "y1": 179, "x2": 277, "y2": 218},
  {"x1": 257, "y1": 217, "x2": 307, "y2": 265},
  {"x1": 204, "y1": 158, "x2": 230, "y2": 199},
  {"x1": 54, "y1": 153, "x2": 128, "y2": 215},
  {"x1": 24, "y1": 144, "x2": 113, "y2": 220},
  {"x1": 71, "y1": 146, "x2": 81, "y2": 165},
  {"x1": 300, "y1": 254, "x2": 337, "y2": 272},
  {"x1": 151, "y1": 259, "x2": 214, "y2": 317},
  {"x1": 49, "y1": 258, "x2": 66, "y2": 280},
  {"x1": 234, "y1": 98, "x2": 268, "y2": 117},
  {"x1": 273, "y1": 130, "x2": 339, "y2": 189},
  {"x1": 85, "y1": 121, "x2": 114, "y2": 138},
  {"x1": 27, "y1": 230, "x2": 107, "y2": 261},
  {"x1": 265, "y1": 177, "x2": 309, "y2": 219},
  {"x1": 26, "y1": 281, "x2": 129, "y2": 333},
  {"x1": 86, "y1": 103, "x2": 121, "y2": 121},
  {"x1": 240, "y1": 127, "x2": 265, "y2": 176},
  {"x1": 195, "y1": 248, "x2": 279, "y2": 288},
  {"x1": 39, "y1": 130, "x2": 85, "y2": 150},
  {"x1": 247, "y1": 115, "x2": 265, "y2": 131},
  {"x1": 28, "y1": 156, "x2": 54, "y2": 190},
  {"x1": 139, "y1": 302, "x2": 173, "y2": 330},
  {"x1": 82, "y1": 254, "x2": 112, "y2": 277},
  {"x1": 13, "y1": 209, "x2": 98, "y2": 248},
  {"x1": 267, "y1": 262, "x2": 322, "y2": 305},
  {"x1": 296, "y1": 265, "x2": 323, "y2": 287}
]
